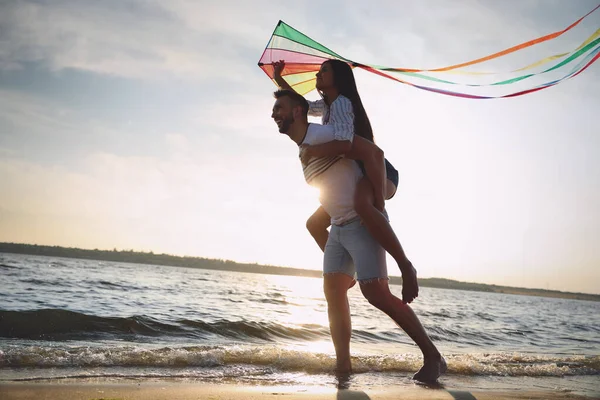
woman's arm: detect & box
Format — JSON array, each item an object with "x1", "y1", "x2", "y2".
[
  {"x1": 273, "y1": 60, "x2": 324, "y2": 117},
  {"x1": 329, "y1": 96, "x2": 354, "y2": 142},
  {"x1": 273, "y1": 60, "x2": 293, "y2": 91}
]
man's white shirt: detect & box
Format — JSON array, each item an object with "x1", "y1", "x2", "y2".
[{"x1": 300, "y1": 123, "x2": 363, "y2": 225}]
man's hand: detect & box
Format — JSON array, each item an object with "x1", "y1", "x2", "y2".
[
  {"x1": 401, "y1": 262, "x2": 419, "y2": 304},
  {"x1": 299, "y1": 144, "x2": 313, "y2": 165}
]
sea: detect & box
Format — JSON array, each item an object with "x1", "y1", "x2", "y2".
[{"x1": 1, "y1": 253, "x2": 599, "y2": 398}]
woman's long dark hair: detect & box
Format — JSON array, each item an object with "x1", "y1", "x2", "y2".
[{"x1": 323, "y1": 60, "x2": 374, "y2": 142}]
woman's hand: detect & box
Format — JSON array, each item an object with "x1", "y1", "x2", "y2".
[
  {"x1": 272, "y1": 60, "x2": 294, "y2": 91},
  {"x1": 273, "y1": 60, "x2": 285, "y2": 79}
]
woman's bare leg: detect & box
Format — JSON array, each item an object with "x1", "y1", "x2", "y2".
[
  {"x1": 354, "y1": 178, "x2": 419, "y2": 303},
  {"x1": 360, "y1": 143, "x2": 386, "y2": 211},
  {"x1": 306, "y1": 206, "x2": 331, "y2": 252}
]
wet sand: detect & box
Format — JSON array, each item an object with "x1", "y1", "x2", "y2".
[{"x1": 0, "y1": 380, "x2": 594, "y2": 400}]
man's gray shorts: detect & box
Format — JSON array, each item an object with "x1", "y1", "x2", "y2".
[{"x1": 323, "y1": 218, "x2": 388, "y2": 282}]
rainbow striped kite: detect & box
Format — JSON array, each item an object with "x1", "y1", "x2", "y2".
[{"x1": 258, "y1": 5, "x2": 600, "y2": 99}]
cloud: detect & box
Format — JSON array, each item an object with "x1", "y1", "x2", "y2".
[
  {"x1": 0, "y1": 89, "x2": 76, "y2": 136},
  {"x1": 0, "y1": 88, "x2": 136, "y2": 163},
  {"x1": 0, "y1": 0, "x2": 267, "y2": 81}
]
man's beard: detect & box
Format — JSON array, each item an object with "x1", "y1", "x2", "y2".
[{"x1": 279, "y1": 114, "x2": 295, "y2": 133}]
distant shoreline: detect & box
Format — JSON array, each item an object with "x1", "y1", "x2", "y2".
[{"x1": 1, "y1": 242, "x2": 598, "y2": 302}]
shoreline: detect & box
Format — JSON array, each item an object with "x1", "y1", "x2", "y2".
[{"x1": 0, "y1": 379, "x2": 596, "y2": 400}]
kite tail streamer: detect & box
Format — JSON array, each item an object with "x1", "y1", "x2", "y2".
[{"x1": 258, "y1": 5, "x2": 600, "y2": 98}]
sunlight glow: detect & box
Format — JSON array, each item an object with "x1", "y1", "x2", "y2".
[{"x1": 266, "y1": 275, "x2": 329, "y2": 328}]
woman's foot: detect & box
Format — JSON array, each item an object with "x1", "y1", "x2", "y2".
[{"x1": 412, "y1": 356, "x2": 447, "y2": 383}]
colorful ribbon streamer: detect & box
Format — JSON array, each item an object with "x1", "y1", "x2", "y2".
[{"x1": 258, "y1": 5, "x2": 600, "y2": 99}]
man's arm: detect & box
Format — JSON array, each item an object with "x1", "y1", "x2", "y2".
[
  {"x1": 300, "y1": 138, "x2": 386, "y2": 211},
  {"x1": 300, "y1": 140, "x2": 352, "y2": 164},
  {"x1": 306, "y1": 135, "x2": 386, "y2": 211}
]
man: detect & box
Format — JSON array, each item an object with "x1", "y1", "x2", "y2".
[{"x1": 271, "y1": 89, "x2": 446, "y2": 382}]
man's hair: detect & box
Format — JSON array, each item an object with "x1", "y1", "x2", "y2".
[{"x1": 273, "y1": 89, "x2": 309, "y2": 117}]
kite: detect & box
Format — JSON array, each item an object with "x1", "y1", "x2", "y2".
[{"x1": 258, "y1": 4, "x2": 600, "y2": 99}]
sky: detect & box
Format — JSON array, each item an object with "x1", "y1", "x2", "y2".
[{"x1": 0, "y1": 0, "x2": 598, "y2": 294}]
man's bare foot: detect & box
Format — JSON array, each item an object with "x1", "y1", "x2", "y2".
[
  {"x1": 412, "y1": 356, "x2": 447, "y2": 383},
  {"x1": 401, "y1": 261, "x2": 419, "y2": 303},
  {"x1": 334, "y1": 369, "x2": 352, "y2": 389}
]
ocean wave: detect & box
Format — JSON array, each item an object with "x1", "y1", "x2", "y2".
[
  {"x1": 0, "y1": 309, "x2": 177, "y2": 339},
  {"x1": 0, "y1": 309, "x2": 332, "y2": 342},
  {"x1": 0, "y1": 309, "x2": 404, "y2": 343},
  {"x1": 19, "y1": 278, "x2": 66, "y2": 287},
  {"x1": 1, "y1": 345, "x2": 598, "y2": 377},
  {"x1": 95, "y1": 280, "x2": 136, "y2": 289},
  {"x1": 48, "y1": 261, "x2": 68, "y2": 267}
]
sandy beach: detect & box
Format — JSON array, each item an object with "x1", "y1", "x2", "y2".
[{"x1": 0, "y1": 380, "x2": 595, "y2": 400}]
